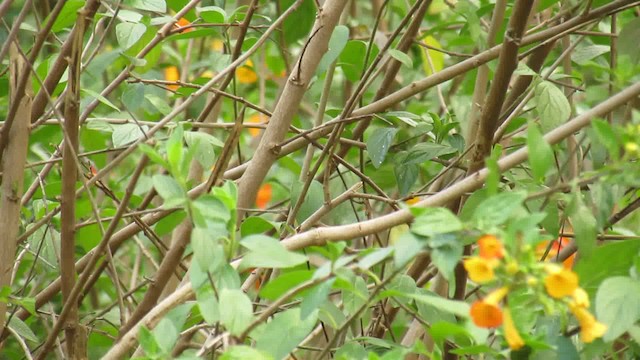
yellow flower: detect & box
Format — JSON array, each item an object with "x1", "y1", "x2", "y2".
[
  {"x1": 571, "y1": 288, "x2": 590, "y2": 308},
  {"x1": 464, "y1": 257, "x2": 497, "y2": 283},
  {"x1": 164, "y1": 66, "x2": 180, "y2": 91},
  {"x1": 544, "y1": 264, "x2": 578, "y2": 299},
  {"x1": 569, "y1": 303, "x2": 607, "y2": 343},
  {"x1": 503, "y1": 308, "x2": 525, "y2": 350},
  {"x1": 236, "y1": 59, "x2": 258, "y2": 84},
  {"x1": 470, "y1": 287, "x2": 509, "y2": 328},
  {"x1": 405, "y1": 197, "x2": 420, "y2": 205},
  {"x1": 625, "y1": 142, "x2": 639, "y2": 154},
  {"x1": 505, "y1": 261, "x2": 519, "y2": 275},
  {"x1": 478, "y1": 234, "x2": 505, "y2": 259},
  {"x1": 246, "y1": 114, "x2": 269, "y2": 137}
]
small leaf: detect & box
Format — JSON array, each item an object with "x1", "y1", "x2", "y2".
[
  {"x1": 152, "y1": 175, "x2": 185, "y2": 202},
  {"x1": 393, "y1": 232, "x2": 423, "y2": 268},
  {"x1": 280, "y1": 0, "x2": 315, "y2": 43},
  {"x1": 472, "y1": 191, "x2": 526, "y2": 227},
  {"x1": 260, "y1": 270, "x2": 313, "y2": 300},
  {"x1": 535, "y1": 81, "x2": 571, "y2": 133},
  {"x1": 571, "y1": 44, "x2": 610, "y2": 65},
  {"x1": 596, "y1": 276, "x2": 640, "y2": 341},
  {"x1": 239, "y1": 235, "x2": 308, "y2": 270},
  {"x1": 191, "y1": 227, "x2": 224, "y2": 273},
  {"x1": 111, "y1": 123, "x2": 146, "y2": 147},
  {"x1": 570, "y1": 195, "x2": 597, "y2": 259},
  {"x1": 48, "y1": 0, "x2": 84, "y2": 32},
  {"x1": 81, "y1": 88, "x2": 120, "y2": 112},
  {"x1": 220, "y1": 346, "x2": 273, "y2": 360},
  {"x1": 394, "y1": 161, "x2": 418, "y2": 196},
  {"x1": 254, "y1": 308, "x2": 318, "y2": 359},
  {"x1": 403, "y1": 143, "x2": 457, "y2": 165},
  {"x1": 219, "y1": 289, "x2": 254, "y2": 336},
  {"x1": 367, "y1": 127, "x2": 397, "y2": 168},
  {"x1": 121, "y1": 83, "x2": 145, "y2": 112},
  {"x1": 301, "y1": 279, "x2": 335, "y2": 319},
  {"x1": 8, "y1": 316, "x2": 38, "y2": 343},
  {"x1": 198, "y1": 6, "x2": 226, "y2": 23},
  {"x1": 618, "y1": 17, "x2": 640, "y2": 64},
  {"x1": 514, "y1": 62, "x2": 538, "y2": 76},
  {"x1": 317, "y1": 25, "x2": 349, "y2": 74},
  {"x1": 591, "y1": 119, "x2": 619, "y2": 158},
  {"x1": 388, "y1": 49, "x2": 413, "y2": 68},
  {"x1": 404, "y1": 293, "x2": 470, "y2": 318},
  {"x1": 116, "y1": 22, "x2": 147, "y2": 50},
  {"x1": 527, "y1": 123, "x2": 553, "y2": 182},
  {"x1": 420, "y1": 35, "x2": 444, "y2": 75},
  {"x1": 412, "y1": 208, "x2": 462, "y2": 237},
  {"x1": 130, "y1": 0, "x2": 166, "y2": 12}
]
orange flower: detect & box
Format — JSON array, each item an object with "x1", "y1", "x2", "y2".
[
  {"x1": 503, "y1": 308, "x2": 525, "y2": 350},
  {"x1": 470, "y1": 286, "x2": 509, "y2": 328},
  {"x1": 477, "y1": 234, "x2": 505, "y2": 259},
  {"x1": 164, "y1": 66, "x2": 180, "y2": 91},
  {"x1": 543, "y1": 264, "x2": 578, "y2": 299},
  {"x1": 536, "y1": 238, "x2": 575, "y2": 269},
  {"x1": 569, "y1": 303, "x2": 607, "y2": 343},
  {"x1": 246, "y1": 114, "x2": 269, "y2": 137},
  {"x1": 464, "y1": 257, "x2": 497, "y2": 283},
  {"x1": 174, "y1": 17, "x2": 194, "y2": 33},
  {"x1": 236, "y1": 60, "x2": 258, "y2": 84},
  {"x1": 255, "y1": 183, "x2": 272, "y2": 209}
]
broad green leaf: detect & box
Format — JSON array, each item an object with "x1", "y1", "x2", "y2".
[
  {"x1": 240, "y1": 216, "x2": 276, "y2": 237},
  {"x1": 195, "y1": 282, "x2": 220, "y2": 324},
  {"x1": 153, "y1": 303, "x2": 193, "y2": 353},
  {"x1": 8, "y1": 316, "x2": 38, "y2": 343},
  {"x1": 112, "y1": 123, "x2": 146, "y2": 147},
  {"x1": 139, "y1": 325, "x2": 161, "y2": 356},
  {"x1": 527, "y1": 123, "x2": 553, "y2": 182},
  {"x1": 219, "y1": 289, "x2": 254, "y2": 336},
  {"x1": 198, "y1": 6, "x2": 226, "y2": 23},
  {"x1": 220, "y1": 346, "x2": 273, "y2": 360},
  {"x1": 343, "y1": 276, "x2": 369, "y2": 315},
  {"x1": 555, "y1": 336, "x2": 579, "y2": 360},
  {"x1": 420, "y1": 35, "x2": 444, "y2": 75},
  {"x1": 280, "y1": 0, "x2": 315, "y2": 43},
  {"x1": 385, "y1": 111, "x2": 421, "y2": 127},
  {"x1": 191, "y1": 227, "x2": 224, "y2": 273},
  {"x1": 116, "y1": 9, "x2": 143, "y2": 22},
  {"x1": 394, "y1": 161, "x2": 418, "y2": 196},
  {"x1": 393, "y1": 232, "x2": 423, "y2": 268},
  {"x1": 591, "y1": 119, "x2": 619, "y2": 159},
  {"x1": 367, "y1": 127, "x2": 397, "y2": 168},
  {"x1": 121, "y1": 83, "x2": 145, "y2": 112},
  {"x1": 472, "y1": 191, "x2": 526, "y2": 227},
  {"x1": 596, "y1": 276, "x2": 640, "y2": 341},
  {"x1": 129, "y1": 0, "x2": 166, "y2": 12},
  {"x1": 618, "y1": 17, "x2": 640, "y2": 63},
  {"x1": 301, "y1": 279, "x2": 335, "y2": 319},
  {"x1": 239, "y1": 235, "x2": 308, "y2": 270},
  {"x1": 357, "y1": 247, "x2": 393, "y2": 270},
  {"x1": 535, "y1": 81, "x2": 571, "y2": 133},
  {"x1": 166, "y1": 125, "x2": 184, "y2": 174},
  {"x1": 290, "y1": 180, "x2": 324, "y2": 223},
  {"x1": 139, "y1": 143, "x2": 168, "y2": 168},
  {"x1": 254, "y1": 308, "x2": 318, "y2": 359},
  {"x1": 48, "y1": 0, "x2": 84, "y2": 32},
  {"x1": 152, "y1": 174, "x2": 185, "y2": 202},
  {"x1": 405, "y1": 293, "x2": 470, "y2": 318},
  {"x1": 514, "y1": 62, "x2": 538, "y2": 76},
  {"x1": 116, "y1": 22, "x2": 147, "y2": 50},
  {"x1": 429, "y1": 234, "x2": 463, "y2": 282},
  {"x1": 317, "y1": 25, "x2": 350, "y2": 74},
  {"x1": 570, "y1": 195, "x2": 597, "y2": 259},
  {"x1": 388, "y1": 49, "x2": 413, "y2": 68},
  {"x1": 571, "y1": 44, "x2": 610, "y2": 65},
  {"x1": 81, "y1": 88, "x2": 120, "y2": 112},
  {"x1": 575, "y1": 240, "x2": 640, "y2": 296},
  {"x1": 403, "y1": 143, "x2": 457, "y2": 165},
  {"x1": 412, "y1": 208, "x2": 462, "y2": 237},
  {"x1": 339, "y1": 40, "x2": 378, "y2": 82},
  {"x1": 429, "y1": 321, "x2": 474, "y2": 351},
  {"x1": 260, "y1": 270, "x2": 313, "y2": 300}
]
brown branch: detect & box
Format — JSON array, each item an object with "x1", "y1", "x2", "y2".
[{"x1": 0, "y1": 44, "x2": 32, "y2": 334}]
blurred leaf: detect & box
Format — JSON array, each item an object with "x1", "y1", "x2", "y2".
[
  {"x1": 301, "y1": 279, "x2": 335, "y2": 319},
  {"x1": 139, "y1": 326, "x2": 161, "y2": 356},
  {"x1": 570, "y1": 195, "x2": 597, "y2": 259},
  {"x1": 152, "y1": 175, "x2": 185, "y2": 203},
  {"x1": 220, "y1": 346, "x2": 273, "y2": 360},
  {"x1": 219, "y1": 289, "x2": 253, "y2": 336},
  {"x1": 572, "y1": 45, "x2": 610, "y2": 65},
  {"x1": 153, "y1": 303, "x2": 193, "y2": 353},
  {"x1": 116, "y1": 22, "x2": 147, "y2": 50},
  {"x1": 472, "y1": 191, "x2": 526, "y2": 227},
  {"x1": 596, "y1": 276, "x2": 640, "y2": 341},
  {"x1": 121, "y1": 83, "x2": 145, "y2": 112},
  {"x1": 260, "y1": 270, "x2": 313, "y2": 300},
  {"x1": 239, "y1": 235, "x2": 308, "y2": 270},
  {"x1": 290, "y1": 180, "x2": 324, "y2": 224},
  {"x1": 527, "y1": 123, "x2": 553, "y2": 182},
  {"x1": 129, "y1": 0, "x2": 166, "y2": 12},
  {"x1": 535, "y1": 81, "x2": 571, "y2": 133},
  {"x1": 198, "y1": 6, "x2": 226, "y2": 23},
  {"x1": 280, "y1": 0, "x2": 315, "y2": 43},
  {"x1": 403, "y1": 143, "x2": 457, "y2": 165},
  {"x1": 394, "y1": 161, "x2": 418, "y2": 196},
  {"x1": 591, "y1": 119, "x2": 619, "y2": 159},
  {"x1": 81, "y1": 88, "x2": 120, "y2": 112},
  {"x1": 412, "y1": 208, "x2": 462, "y2": 237},
  {"x1": 618, "y1": 17, "x2": 640, "y2": 64},
  {"x1": 575, "y1": 240, "x2": 640, "y2": 296},
  {"x1": 420, "y1": 35, "x2": 444, "y2": 75},
  {"x1": 7, "y1": 316, "x2": 38, "y2": 343},
  {"x1": 241, "y1": 216, "x2": 276, "y2": 237},
  {"x1": 318, "y1": 25, "x2": 349, "y2": 74},
  {"x1": 254, "y1": 308, "x2": 318, "y2": 359},
  {"x1": 367, "y1": 127, "x2": 397, "y2": 168},
  {"x1": 48, "y1": 0, "x2": 84, "y2": 32},
  {"x1": 388, "y1": 49, "x2": 413, "y2": 68},
  {"x1": 112, "y1": 123, "x2": 146, "y2": 147}
]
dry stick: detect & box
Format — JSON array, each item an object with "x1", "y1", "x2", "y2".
[
  {"x1": 34, "y1": 155, "x2": 150, "y2": 360},
  {"x1": 105, "y1": 78, "x2": 640, "y2": 360},
  {"x1": 59, "y1": 15, "x2": 85, "y2": 359},
  {"x1": 235, "y1": 0, "x2": 348, "y2": 218},
  {"x1": 0, "y1": 44, "x2": 32, "y2": 333}
]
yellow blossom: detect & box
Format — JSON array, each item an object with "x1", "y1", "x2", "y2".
[
  {"x1": 464, "y1": 257, "x2": 497, "y2": 283},
  {"x1": 405, "y1": 197, "x2": 420, "y2": 205},
  {"x1": 544, "y1": 264, "x2": 578, "y2": 299},
  {"x1": 470, "y1": 287, "x2": 509, "y2": 328},
  {"x1": 503, "y1": 308, "x2": 525, "y2": 350},
  {"x1": 505, "y1": 261, "x2": 519, "y2": 275},
  {"x1": 164, "y1": 66, "x2": 180, "y2": 91},
  {"x1": 236, "y1": 59, "x2": 258, "y2": 84},
  {"x1": 569, "y1": 303, "x2": 607, "y2": 343},
  {"x1": 571, "y1": 288, "x2": 590, "y2": 308}
]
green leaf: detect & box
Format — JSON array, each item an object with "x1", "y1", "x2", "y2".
[
  {"x1": 429, "y1": 234, "x2": 463, "y2": 282},
  {"x1": 7, "y1": 316, "x2": 38, "y2": 343},
  {"x1": 301, "y1": 279, "x2": 335, "y2": 319},
  {"x1": 280, "y1": 0, "x2": 315, "y2": 43},
  {"x1": 48, "y1": 0, "x2": 84, "y2": 32},
  {"x1": 220, "y1": 346, "x2": 273, "y2": 360},
  {"x1": 152, "y1": 174, "x2": 185, "y2": 202},
  {"x1": 254, "y1": 308, "x2": 318, "y2": 360},
  {"x1": 153, "y1": 303, "x2": 193, "y2": 353},
  {"x1": 239, "y1": 235, "x2": 308, "y2": 270},
  {"x1": 195, "y1": 282, "x2": 219, "y2": 324},
  {"x1": 191, "y1": 227, "x2": 224, "y2": 273},
  {"x1": 571, "y1": 45, "x2": 610, "y2": 65},
  {"x1": 591, "y1": 119, "x2": 619, "y2": 159},
  {"x1": 394, "y1": 161, "x2": 419, "y2": 196},
  {"x1": 412, "y1": 208, "x2": 462, "y2": 237},
  {"x1": 357, "y1": 247, "x2": 393, "y2": 270},
  {"x1": 129, "y1": 0, "x2": 166, "y2": 12},
  {"x1": 241, "y1": 216, "x2": 276, "y2": 237},
  {"x1": 618, "y1": 17, "x2": 640, "y2": 64},
  {"x1": 116, "y1": 22, "x2": 147, "y2": 50},
  {"x1": 166, "y1": 125, "x2": 184, "y2": 174},
  {"x1": 139, "y1": 325, "x2": 162, "y2": 356},
  {"x1": 575, "y1": 240, "x2": 640, "y2": 296},
  {"x1": 472, "y1": 191, "x2": 526, "y2": 227},
  {"x1": 527, "y1": 123, "x2": 553, "y2": 182},
  {"x1": 403, "y1": 143, "x2": 457, "y2": 165},
  {"x1": 198, "y1": 6, "x2": 226, "y2": 23},
  {"x1": 535, "y1": 81, "x2": 571, "y2": 133},
  {"x1": 387, "y1": 49, "x2": 413, "y2": 68},
  {"x1": 219, "y1": 289, "x2": 253, "y2": 336},
  {"x1": 570, "y1": 195, "x2": 597, "y2": 259},
  {"x1": 367, "y1": 127, "x2": 397, "y2": 168},
  {"x1": 393, "y1": 232, "x2": 423, "y2": 268},
  {"x1": 317, "y1": 25, "x2": 350, "y2": 74},
  {"x1": 404, "y1": 293, "x2": 470, "y2": 318},
  {"x1": 290, "y1": 180, "x2": 324, "y2": 224},
  {"x1": 555, "y1": 336, "x2": 579, "y2": 360},
  {"x1": 112, "y1": 123, "x2": 146, "y2": 147},
  {"x1": 81, "y1": 88, "x2": 120, "y2": 112},
  {"x1": 121, "y1": 83, "x2": 145, "y2": 112},
  {"x1": 596, "y1": 276, "x2": 640, "y2": 341},
  {"x1": 139, "y1": 143, "x2": 168, "y2": 167},
  {"x1": 339, "y1": 40, "x2": 378, "y2": 82},
  {"x1": 260, "y1": 270, "x2": 313, "y2": 300}
]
